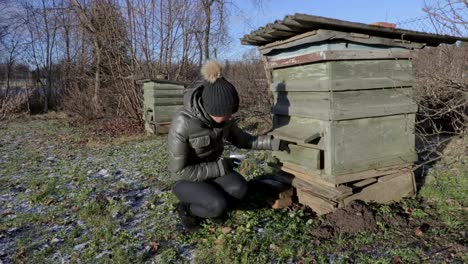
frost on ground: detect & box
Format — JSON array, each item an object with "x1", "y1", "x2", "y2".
[{"x1": 0, "y1": 117, "x2": 467, "y2": 263}]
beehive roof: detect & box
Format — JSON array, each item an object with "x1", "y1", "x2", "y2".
[{"x1": 241, "y1": 13, "x2": 467, "y2": 47}]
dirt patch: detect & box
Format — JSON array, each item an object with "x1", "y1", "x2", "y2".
[
  {"x1": 312, "y1": 201, "x2": 376, "y2": 238},
  {"x1": 311, "y1": 201, "x2": 408, "y2": 239}
]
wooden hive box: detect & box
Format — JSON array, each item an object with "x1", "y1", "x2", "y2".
[
  {"x1": 142, "y1": 79, "x2": 187, "y2": 134},
  {"x1": 241, "y1": 14, "x2": 464, "y2": 213}
]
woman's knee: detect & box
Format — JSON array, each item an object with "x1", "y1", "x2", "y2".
[
  {"x1": 230, "y1": 180, "x2": 248, "y2": 199},
  {"x1": 215, "y1": 172, "x2": 248, "y2": 199},
  {"x1": 206, "y1": 197, "x2": 227, "y2": 218}
]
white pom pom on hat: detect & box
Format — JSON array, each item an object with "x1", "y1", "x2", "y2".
[{"x1": 201, "y1": 60, "x2": 222, "y2": 83}]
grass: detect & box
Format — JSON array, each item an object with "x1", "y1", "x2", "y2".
[
  {"x1": 0, "y1": 115, "x2": 467, "y2": 263},
  {"x1": 419, "y1": 161, "x2": 468, "y2": 228}
]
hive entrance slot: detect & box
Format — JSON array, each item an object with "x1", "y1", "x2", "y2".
[
  {"x1": 306, "y1": 133, "x2": 321, "y2": 145},
  {"x1": 319, "y1": 150, "x2": 325, "y2": 170}
]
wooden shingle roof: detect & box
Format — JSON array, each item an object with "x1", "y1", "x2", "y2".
[{"x1": 241, "y1": 13, "x2": 467, "y2": 47}]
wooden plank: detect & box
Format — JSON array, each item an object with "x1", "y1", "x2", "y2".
[
  {"x1": 330, "y1": 114, "x2": 417, "y2": 176},
  {"x1": 273, "y1": 145, "x2": 321, "y2": 170},
  {"x1": 258, "y1": 29, "x2": 425, "y2": 55},
  {"x1": 151, "y1": 105, "x2": 181, "y2": 123},
  {"x1": 270, "y1": 23, "x2": 305, "y2": 33},
  {"x1": 291, "y1": 176, "x2": 343, "y2": 201},
  {"x1": 271, "y1": 78, "x2": 413, "y2": 93},
  {"x1": 154, "y1": 97, "x2": 184, "y2": 105},
  {"x1": 269, "y1": 123, "x2": 322, "y2": 145},
  {"x1": 272, "y1": 105, "x2": 330, "y2": 120},
  {"x1": 267, "y1": 41, "x2": 408, "y2": 62},
  {"x1": 155, "y1": 123, "x2": 171, "y2": 134},
  {"x1": 285, "y1": 168, "x2": 353, "y2": 201},
  {"x1": 272, "y1": 63, "x2": 328, "y2": 84},
  {"x1": 282, "y1": 162, "x2": 335, "y2": 187},
  {"x1": 268, "y1": 50, "x2": 412, "y2": 69},
  {"x1": 144, "y1": 98, "x2": 183, "y2": 105},
  {"x1": 333, "y1": 150, "x2": 417, "y2": 177},
  {"x1": 281, "y1": 162, "x2": 337, "y2": 187},
  {"x1": 330, "y1": 88, "x2": 417, "y2": 120},
  {"x1": 272, "y1": 60, "x2": 412, "y2": 85},
  {"x1": 336, "y1": 185, "x2": 353, "y2": 197},
  {"x1": 335, "y1": 164, "x2": 411, "y2": 184},
  {"x1": 143, "y1": 83, "x2": 185, "y2": 91},
  {"x1": 142, "y1": 79, "x2": 188, "y2": 86},
  {"x1": 296, "y1": 188, "x2": 337, "y2": 215},
  {"x1": 259, "y1": 30, "x2": 318, "y2": 51},
  {"x1": 352, "y1": 178, "x2": 377, "y2": 188},
  {"x1": 290, "y1": 14, "x2": 458, "y2": 46},
  {"x1": 272, "y1": 90, "x2": 330, "y2": 120},
  {"x1": 343, "y1": 171, "x2": 416, "y2": 205},
  {"x1": 377, "y1": 169, "x2": 411, "y2": 182},
  {"x1": 330, "y1": 60, "x2": 412, "y2": 80},
  {"x1": 272, "y1": 88, "x2": 417, "y2": 120},
  {"x1": 144, "y1": 94, "x2": 184, "y2": 101}
]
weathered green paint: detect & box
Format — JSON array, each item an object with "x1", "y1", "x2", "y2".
[
  {"x1": 267, "y1": 40, "x2": 408, "y2": 61},
  {"x1": 145, "y1": 97, "x2": 184, "y2": 106},
  {"x1": 328, "y1": 114, "x2": 417, "y2": 176},
  {"x1": 271, "y1": 78, "x2": 413, "y2": 92},
  {"x1": 142, "y1": 80, "x2": 185, "y2": 134},
  {"x1": 272, "y1": 114, "x2": 417, "y2": 179},
  {"x1": 273, "y1": 145, "x2": 321, "y2": 170},
  {"x1": 270, "y1": 116, "x2": 323, "y2": 147},
  {"x1": 272, "y1": 60, "x2": 412, "y2": 89},
  {"x1": 272, "y1": 87, "x2": 417, "y2": 120}
]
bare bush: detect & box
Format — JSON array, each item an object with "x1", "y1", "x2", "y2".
[
  {"x1": 0, "y1": 89, "x2": 30, "y2": 121},
  {"x1": 413, "y1": 45, "x2": 468, "y2": 135},
  {"x1": 61, "y1": 81, "x2": 97, "y2": 119},
  {"x1": 224, "y1": 55, "x2": 273, "y2": 127},
  {"x1": 407, "y1": 0, "x2": 468, "y2": 170}
]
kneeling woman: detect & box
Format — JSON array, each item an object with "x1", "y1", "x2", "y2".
[{"x1": 168, "y1": 60, "x2": 284, "y2": 229}]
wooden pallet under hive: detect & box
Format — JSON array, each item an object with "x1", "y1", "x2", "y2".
[{"x1": 275, "y1": 163, "x2": 417, "y2": 215}]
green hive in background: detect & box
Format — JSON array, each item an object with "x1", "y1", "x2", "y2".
[
  {"x1": 241, "y1": 13, "x2": 465, "y2": 214},
  {"x1": 142, "y1": 79, "x2": 187, "y2": 134}
]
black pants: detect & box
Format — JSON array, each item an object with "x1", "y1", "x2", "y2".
[{"x1": 172, "y1": 171, "x2": 248, "y2": 218}]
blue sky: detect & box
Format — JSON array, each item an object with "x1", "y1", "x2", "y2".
[{"x1": 225, "y1": 0, "x2": 430, "y2": 59}]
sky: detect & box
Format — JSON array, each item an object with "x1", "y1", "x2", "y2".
[{"x1": 225, "y1": 0, "x2": 431, "y2": 59}]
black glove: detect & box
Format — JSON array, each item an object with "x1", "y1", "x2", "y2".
[
  {"x1": 218, "y1": 157, "x2": 241, "y2": 175},
  {"x1": 271, "y1": 138, "x2": 290, "y2": 153}
]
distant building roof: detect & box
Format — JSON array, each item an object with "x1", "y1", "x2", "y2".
[{"x1": 241, "y1": 13, "x2": 467, "y2": 47}]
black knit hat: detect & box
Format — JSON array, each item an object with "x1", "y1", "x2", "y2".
[{"x1": 201, "y1": 61, "x2": 239, "y2": 116}]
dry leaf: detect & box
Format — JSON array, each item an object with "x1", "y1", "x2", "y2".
[
  {"x1": 16, "y1": 248, "x2": 26, "y2": 264},
  {"x1": 2, "y1": 208, "x2": 14, "y2": 216},
  {"x1": 415, "y1": 227, "x2": 424, "y2": 237},
  {"x1": 269, "y1": 244, "x2": 279, "y2": 251},
  {"x1": 221, "y1": 227, "x2": 232, "y2": 234},
  {"x1": 147, "y1": 241, "x2": 159, "y2": 254},
  {"x1": 391, "y1": 255, "x2": 402, "y2": 264}
]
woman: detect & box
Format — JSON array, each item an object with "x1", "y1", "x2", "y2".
[{"x1": 167, "y1": 60, "x2": 286, "y2": 230}]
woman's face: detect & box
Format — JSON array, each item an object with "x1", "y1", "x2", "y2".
[{"x1": 210, "y1": 115, "x2": 231, "y2": 123}]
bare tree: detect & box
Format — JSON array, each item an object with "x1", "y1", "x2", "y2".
[
  {"x1": 21, "y1": 0, "x2": 61, "y2": 113},
  {"x1": 423, "y1": 0, "x2": 468, "y2": 36},
  {"x1": 0, "y1": 0, "x2": 260, "y2": 124},
  {"x1": 200, "y1": 0, "x2": 228, "y2": 60},
  {"x1": 70, "y1": 0, "x2": 103, "y2": 116}
]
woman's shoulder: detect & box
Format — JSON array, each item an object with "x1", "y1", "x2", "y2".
[{"x1": 170, "y1": 108, "x2": 205, "y2": 135}]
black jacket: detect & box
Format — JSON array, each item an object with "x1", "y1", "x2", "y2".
[{"x1": 167, "y1": 82, "x2": 273, "y2": 182}]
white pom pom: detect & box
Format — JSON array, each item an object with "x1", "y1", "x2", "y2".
[{"x1": 201, "y1": 60, "x2": 222, "y2": 83}]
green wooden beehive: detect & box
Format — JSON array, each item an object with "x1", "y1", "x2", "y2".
[
  {"x1": 242, "y1": 14, "x2": 461, "y2": 185},
  {"x1": 142, "y1": 79, "x2": 187, "y2": 134}
]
